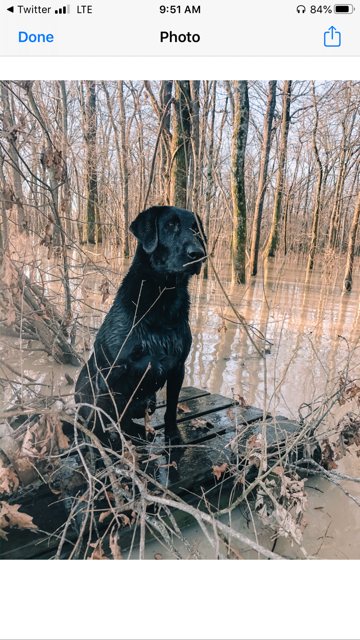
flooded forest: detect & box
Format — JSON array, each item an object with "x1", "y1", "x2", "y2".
[{"x1": 1, "y1": 79, "x2": 360, "y2": 560}]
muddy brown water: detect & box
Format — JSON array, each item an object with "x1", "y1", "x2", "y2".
[{"x1": 2, "y1": 243, "x2": 360, "y2": 559}]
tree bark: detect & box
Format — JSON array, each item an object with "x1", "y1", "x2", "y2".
[
  {"x1": 224, "y1": 80, "x2": 235, "y2": 124},
  {"x1": 192, "y1": 81, "x2": 211, "y2": 216},
  {"x1": 263, "y1": 80, "x2": 292, "y2": 260},
  {"x1": 101, "y1": 81, "x2": 123, "y2": 243},
  {"x1": 25, "y1": 83, "x2": 72, "y2": 312},
  {"x1": 307, "y1": 82, "x2": 323, "y2": 272},
  {"x1": 203, "y1": 81, "x2": 217, "y2": 279},
  {"x1": 328, "y1": 133, "x2": 346, "y2": 251},
  {"x1": 170, "y1": 81, "x2": 191, "y2": 209},
  {"x1": 340, "y1": 163, "x2": 358, "y2": 254},
  {"x1": 84, "y1": 81, "x2": 99, "y2": 244},
  {"x1": 59, "y1": 81, "x2": 72, "y2": 240},
  {"x1": 1, "y1": 83, "x2": 26, "y2": 233},
  {"x1": 328, "y1": 88, "x2": 357, "y2": 251},
  {"x1": 189, "y1": 81, "x2": 200, "y2": 211},
  {"x1": 159, "y1": 81, "x2": 173, "y2": 203},
  {"x1": 283, "y1": 138, "x2": 302, "y2": 256},
  {"x1": 343, "y1": 189, "x2": 360, "y2": 292},
  {"x1": 136, "y1": 94, "x2": 146, "y2": 211},
  {"x1": 231, "y1": 81, "x2": 250, "y2": 285},
  {"x1": 249, "y1": 80, "x2": 277, "y2": 276},
  {"x1": 189, "y1": 83, "x2": 200, "y2": 153},
  {"x1": 143, "y1": 81, "x2": 172, "y2": 205},
  {"x1": 26, "y1": 83, "x2": 62, "y2": 245},
  {"x1": 0, "y1": 147, "x2": 9, "y2": 251},
  {"x1": 118, "y1": 81, "x2": 129, "y2": 257}
]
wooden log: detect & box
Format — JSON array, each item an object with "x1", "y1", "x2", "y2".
[
  {"x1": 252, "y1": 415, "x2": 299, "y2": 446},
  {"x1": 1, "y1": 260, "x2": 80, "y2": 366},
  {"x1": 11, "y1": 291, "x2": 80, "y2": 366}
]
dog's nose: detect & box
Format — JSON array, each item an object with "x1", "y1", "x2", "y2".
[{"x1": 186, "y1": 244, "x2": 205, "y2": 261}]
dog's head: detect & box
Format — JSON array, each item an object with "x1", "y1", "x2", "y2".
[{"x1": 130, "y1": 206, "x2": 207, "y2": 276}]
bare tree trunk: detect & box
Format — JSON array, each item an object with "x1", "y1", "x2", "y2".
[
  {"x1": 328, "y1": 137, "x2": 346, "y2": 251},
  {"x1": 1, "y1": 83, "x2": 26, "y2": 233},
  {"x1": 249, "y1": 80, "x2": 277, "y2": 276},
  {"x1": 118, "y1": 81, "x2": 129, "y2": 257},
  {"x1": 189, "y1": 80, "x2": 200, "y2": 211},
  {"x1": 340, "y1": 163, "x2": 358, "y2": 254},
  {"x1": 97, "y1": 119, "x2": 111, "y2": 243},
  {"x1": 102, "y1": 81, "x2": 123, "y2": 244},
  {"x1": 170, "y1": 81, "x2": 191, "y2": 209},
  {"x1": 214, "y1": 96, "x2": 228, "y2": 169},
  {"x1": 224, "y1": 80, "x2": 235, "y2": 124},
  {"x1": 328, "y1": 91, "x2": 356, "y2": 251},
  {"x1": 59, "y1": 81, "x2": 72, "y2": 240},
  {"x1": 0, "y1": 146, "x2": 9, "y2": 251},
  {"x1": 307, "y1": 82, "x2": 323, "y2": 272},
  {"x1": 130, "y1": 84, "x2": 146, "y2": 211},
  {"x1": 159, "y1": 80, "x2": 173, "y2": 204},
  {"x1": 283, "y1": 190, "x2": 290, "y2": 256},
  {"x1": 159, "y1": 81, "x2": 173, "y2": 204},
  {"x1": 283, "y1": 138, "x2": 302, "y2": 256},
  {"x1": 144, "y1": 80, "x2": 172, "y2": 205},
  {"x1": 138, "y1": 110, "x2": 145, "y2": 211},
  {"x1": 343, "y1": 189, "x2": 360, "y2": 292},
  {"x1": 73, "y1": 161, "x2": 83, "y2": 242},
  {"x1": 263, "y1": 80, "x2": 292, "y2": 260},
  {"x1": 26, "y1": 84, "x2": 63, "y2": 245},
  {"x1": 25, "y1": 83, "x2": 71, "y2": 312},
  {"x1": 231, "y1": 81, "x2": 250, "y2": 284},
  {"x1": 30, "y1": 152, "x2": 39, "y2": 228},
  {"x1": 203, "y1": 81, "x2": 217, "y2": 279},
  {"x1": 192, "y1": 81, "x2": 211, "y2": 216},
  {"x1": 84, "y1": 81, "x2": 99, "y2": 244}
]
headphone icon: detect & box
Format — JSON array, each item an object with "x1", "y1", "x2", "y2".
[{"x1": 297, "y1": 5, "x2": 306, "y2": 11}]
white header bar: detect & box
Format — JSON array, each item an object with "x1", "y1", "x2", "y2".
[{"x1": 1, "y1": 0, "x2": 359, "y2": 56}]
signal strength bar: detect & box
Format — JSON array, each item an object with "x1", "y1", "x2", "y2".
[{"x1": 55, "y1": 5, "x2": 70, "y2": 13}]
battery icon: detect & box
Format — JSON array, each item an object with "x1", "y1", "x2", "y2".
[{"x1": 334, "y1": 4, "x2": 354, "y2": 12}]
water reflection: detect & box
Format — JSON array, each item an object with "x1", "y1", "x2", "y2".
[
  {"x1": 2, "y1": 248, "x2": 360, "y2": 421},
  {"x1": 186, "y1": 262, "x2": 360, "y2": 421}
]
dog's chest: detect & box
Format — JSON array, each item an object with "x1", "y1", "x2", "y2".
[
  {"x1": 142, "y1": 319, "x2": 190, "y2": 358},
  {"x1": 135, "y1": 313, "x2": 191, "y2": 375}
]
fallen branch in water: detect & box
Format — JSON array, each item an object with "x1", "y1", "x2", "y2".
[{"x1": 0, "y1": 252, "x2": 82, "y2": 366}]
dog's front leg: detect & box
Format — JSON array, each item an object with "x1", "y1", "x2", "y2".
[{"x1": 164, "y1": 364, "x2": 184, "y2": 443}]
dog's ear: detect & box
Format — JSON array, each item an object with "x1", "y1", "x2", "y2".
[{"x1": 130, "y1": 206, "x2": 164, "y2": 254}]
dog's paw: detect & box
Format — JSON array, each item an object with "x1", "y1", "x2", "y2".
[
  {"x1": 164, "y1": 427, "x2": 183, "y2": 447},
  {"x1": 123, "y1": 419, "x2": 147, "y2": 441}
]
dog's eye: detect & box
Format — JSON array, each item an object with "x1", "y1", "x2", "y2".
[{"x1": 167, "y1": 222, "x2": 175, "y2": 229}]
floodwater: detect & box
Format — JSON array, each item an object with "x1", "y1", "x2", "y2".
[{"x1": 2, "y1": 242, "x2": 360, "y2": 559}]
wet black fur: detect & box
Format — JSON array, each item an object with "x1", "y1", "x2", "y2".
[{"x1": 75, "y1": 206, "x2": 206, "y2": 442}]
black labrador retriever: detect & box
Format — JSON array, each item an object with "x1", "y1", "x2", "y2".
[{"x1": 75, "y1": 206, "x2": 206, "y2": 443}]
